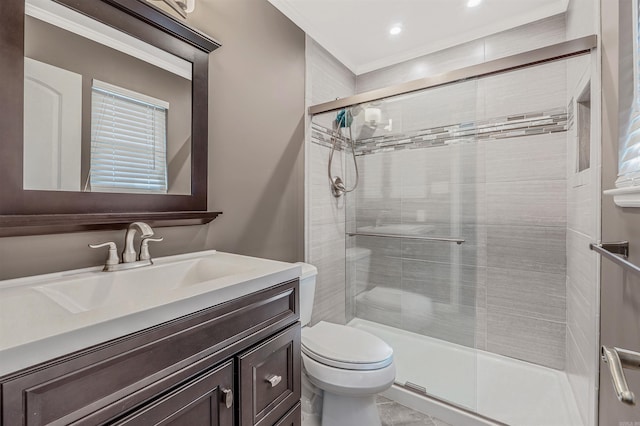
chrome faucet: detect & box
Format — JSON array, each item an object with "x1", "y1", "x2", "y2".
[
  {"x1": 90, "y1": 222, "x2": 163, "y2": 271},
  {"x1": 122, "y1": 222, "x2": 154, "y2": 263}
]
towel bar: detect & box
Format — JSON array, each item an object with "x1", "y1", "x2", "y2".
[{"x1": 589, "y1": 241, "x2": 640, "y2": 276}]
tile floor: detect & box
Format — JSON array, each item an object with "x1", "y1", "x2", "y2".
[{"x1": 377, "y1": 396, "x2": 452, "y2": 426}]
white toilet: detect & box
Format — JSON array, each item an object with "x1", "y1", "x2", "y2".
[{"x1": 297, "y1": 262, "x2": 396, "y2": 426}]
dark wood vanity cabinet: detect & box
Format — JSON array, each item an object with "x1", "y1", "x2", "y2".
[
  {"x1": 0, "y1": 280, "x2": 301, "y2": 426},
  {"x1": 239, "y1": 326, "x2": 301, "y2": 426}
]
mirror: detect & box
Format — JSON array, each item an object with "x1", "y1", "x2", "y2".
[
  {"x1": 24, "y1": 0, "x2": 191, "y2": 195},
  {"x1": 0, "y1": 0, "x2": 220, "y2": 235}
]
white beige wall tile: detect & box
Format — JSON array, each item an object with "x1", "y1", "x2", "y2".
[
  {"x1": 564, "y1": 51, "x2": 599, "y2": 426},
  {"x1": 306, "y1": 38, "x2": 355, "y2": 325},
  {"x1": 487, "y1": 310, "x2": 566, "y2": 369},
  {"x1": 484, "y1": 15, "x2": 566, "y2": 60},
  {"x1": 479, "y1": 61, "x2": 566, "y2": 121},
  {"x1": 484, "y1": 133, "x2": 567, "y2": 183}
]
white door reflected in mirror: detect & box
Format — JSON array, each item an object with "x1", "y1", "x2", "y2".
[{"x1": 24, "y1": 58, "x2": 82, "y2": 191}]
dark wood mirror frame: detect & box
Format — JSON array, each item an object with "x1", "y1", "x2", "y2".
[{"x1": 0, "y1": 0, "x2": 221, "y2": 236}]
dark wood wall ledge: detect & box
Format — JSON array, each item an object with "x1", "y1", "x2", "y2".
[{"x1": 0, "y1": 211, "x2": 222, "y2": 237}]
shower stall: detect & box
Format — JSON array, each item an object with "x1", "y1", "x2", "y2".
[{"x1": 308, "y1": 36, "x2": 597, "y2": 426}]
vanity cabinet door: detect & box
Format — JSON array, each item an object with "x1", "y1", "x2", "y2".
[
  {"x1": 111, "y1": 361, "x2": 234, "y2": 426},
  {"x1": 274, "y1": 404, "x2": 301, "y2": 426},
  {"x1": 239, "y1": 324, "x2": 301, "y2": 426}
]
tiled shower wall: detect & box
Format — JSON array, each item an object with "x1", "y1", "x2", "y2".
[
  {"x1": 344, "y1": 16, "x2": 570, "y2": 370},
  {"x1": 305, "y1": 37, "x2": 355, "y2": 325},
  {"x1": 481, "y1": 62, "x2": 568, "y2": 370},
  {"x1": 346, "y1": 58, "x2": 569, "y2": 370},
  {"x1": 306, "y1": 15, "x2": 578, "y2": 369},
  {"x1": 559, "y1": 1, "x2": 601, "y2": 424},
  {"x1": 564, "y1": 10, "x2": 601, "y2": 426}
]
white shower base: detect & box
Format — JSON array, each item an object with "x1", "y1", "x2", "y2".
[{"x1": 350, "y1": 318, "x2": 583, "y2": 426}]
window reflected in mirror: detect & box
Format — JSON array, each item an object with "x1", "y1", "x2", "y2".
[{"x1": 90, "y1": 80, "x2": 169, "y2": 194}]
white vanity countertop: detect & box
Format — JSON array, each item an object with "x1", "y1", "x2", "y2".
[{"x1": 0, "y1": 250, "x2": 302, "y2": 376}]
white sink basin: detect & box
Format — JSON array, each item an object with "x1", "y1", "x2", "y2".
[
  {"x1": 33, "y1": 254, "x2": 258, "y2": 313},
  {"x1": 0, "y1": 250, "x2": 301, "y2": 375}
]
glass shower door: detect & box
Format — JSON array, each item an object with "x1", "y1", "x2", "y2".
[{"x1": 343, "y1": 79, "x2": 482, "y2": 411}]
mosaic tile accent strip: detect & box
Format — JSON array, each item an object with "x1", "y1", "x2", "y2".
[
  {"x1": 356, "y1": 108, "x2": 567, "y2": 156},
  {"x1": 310, "y1": 123, "x2": 350, "y2": 151},
  {"x1": 311, "y1": 108, "x2": 568, "y2": 156}
]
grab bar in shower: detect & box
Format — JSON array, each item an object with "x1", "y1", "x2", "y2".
[
  {"x1": 347, "y1": 232, "x2": 465, "y2": 245},
  {"x1": 589, "y1": 241, "x2": 640, "y2": 276},
  {"x1": 601, "y1": 346, "x2": 640, "y2": 406}
]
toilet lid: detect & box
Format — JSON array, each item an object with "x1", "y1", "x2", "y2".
[{"x1": 302, "y1": 321, "x2": 393, "y2": 371}]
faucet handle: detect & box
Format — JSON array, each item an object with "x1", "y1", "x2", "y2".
[
  {"x1": 89, "y1": 242, "x2": 120, "y2": 267},
  {"x1": 139, "y1": 237, "x2": 163, "y2": 261}
]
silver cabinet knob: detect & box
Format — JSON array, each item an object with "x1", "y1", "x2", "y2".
[
  {"x1": 266, "y1": 375, "x2": 282, "y2": 388},
  {"x1": 222, "y1": 388, "x2": 233, "y2": 409}
]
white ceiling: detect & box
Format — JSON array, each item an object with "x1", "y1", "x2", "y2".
[{"x1": 268, "y1": 0, "x2": 569, "y2": 75}]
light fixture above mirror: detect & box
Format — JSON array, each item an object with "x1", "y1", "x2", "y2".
[{"x1": 149, "y1": 0, "x2": 196, "y2": 18}]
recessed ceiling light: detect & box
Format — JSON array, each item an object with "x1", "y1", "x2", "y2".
[
  {"x1": 389, "y1": 25, "x2": 402, "y2": 35},
  {"x1": 467, "y1": 0, "x2": 482, "y2": 7}
]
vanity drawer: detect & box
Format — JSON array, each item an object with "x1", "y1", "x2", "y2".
[
  {"x1": 274, "y1": 403, "x2": 301, "y2": 426},
  {"x1": 111, "y1": 361, "x2": 234, "y2": 426},
  {"x1": 1, "y1": 280, "x2": 298, "y2": 426},
  {"x1": 239, "y1": 324, "x2": 301, "y2": 426}
]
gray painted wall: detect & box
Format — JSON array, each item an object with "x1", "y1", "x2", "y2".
[
  {"x1": 0, "y1": 0, "x2": 305, "y2": 280},
  {"x1": 600, "y1": 0, "x2": 640, "y2": 423}
]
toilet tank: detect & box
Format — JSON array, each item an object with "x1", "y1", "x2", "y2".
[{"x1": 295, "y1": 262, "x2": 317, "y2": 327}]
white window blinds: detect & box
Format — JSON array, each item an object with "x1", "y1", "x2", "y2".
[
  {"x1": 618, "y1": 0, "x2": 640, "y2": 188},
  {"x1": 90, "y1": 80, "x2": 168, "y2": 194}
]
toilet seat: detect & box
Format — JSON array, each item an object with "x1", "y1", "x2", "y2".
[
  {"x1": 302, "y1": 352, "x2": 396, "y2": 397},
  {"x1": 301, "y1": 321, "x2": 393, "y2": 371}
]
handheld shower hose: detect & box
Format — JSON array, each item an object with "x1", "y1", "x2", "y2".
[{"x1": 328, "y1": 108, "x2": 360, "y2": 197}]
